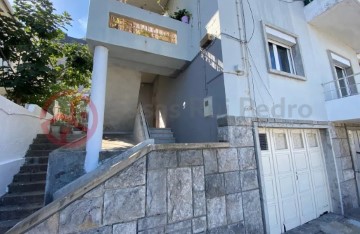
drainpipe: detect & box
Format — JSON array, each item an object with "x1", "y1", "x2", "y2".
[
  {"x1": 84, "y1": 45, "x2": 109, "y2": 172},
  {"x1": 235, "y1": 0, "x2": 247, "y2": 75},
  {"x1": 328, "y1": 128, "x2": 345, "y2": 215}
]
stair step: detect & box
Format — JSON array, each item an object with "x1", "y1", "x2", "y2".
[
  {"x1": 33, "y1": 136, "x2": 84, "y2": 144},
  {"x1": 0, "y1": 219, "x2": 20, "y2": 234},
  {"x1": 25, "y1": 156, "x2": 49, "y2": 164},
  {"x1": 149, "y1": 128, "x2": 173, "y2": 133},
  {"x1": 0, "y1": 133, "x2": 55, "y2": 231},
  {"x1": 8, "y1": 181, "x2": 46, "y2": 194},
  {"x1": 0, "y1": 204, "x2": 43, "y2": 220},
  {"x1": 13, "y1": 172, "x2": 47, "y2": 183},
  {"x1": 29, "y1": 144, "x2": 59, "y2": 150},
  {"x1": 35, "y1": 133, "x2": 85, "y2": 139},
  {"x1": 20, "y1": 164, "x2": 48, "y2": 173},
  {"x1": 150, "y1": 132, "x2": 174, "y2": 138},
  {"x1": 26, "y1": 150, "x2": 53, "y2": 157},
  {"x1": 0, "y1": 191, "x2": 44, "y2": 206},
  {"x1": 154, "y1": 138, "x2": 176, "y2": 144}
]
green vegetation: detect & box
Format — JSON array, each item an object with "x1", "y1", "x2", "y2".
[{"x1": 0, "y1": 0, "x2": 92, "y2": 106}]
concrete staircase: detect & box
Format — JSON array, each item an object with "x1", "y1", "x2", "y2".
[
  {"x1": 149, "y1": 128, "x2": 175, "y2": 144},
  {"x1": 0, "y1": 134, "x2": 83, "y2": 233}
]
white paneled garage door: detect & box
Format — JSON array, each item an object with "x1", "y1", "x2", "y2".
[{"x1": 259, "y1": 128, "x2": 330, "y2": 234}]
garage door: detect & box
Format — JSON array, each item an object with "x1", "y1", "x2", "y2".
[{"x1": 259, "y1": 128, "x2": 330, "y2": 233}]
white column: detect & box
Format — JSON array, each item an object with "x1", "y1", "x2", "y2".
[{"x1": 84, "y1": 46, "x2": 109, "y2": 172}]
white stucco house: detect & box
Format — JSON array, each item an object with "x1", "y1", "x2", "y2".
[
  {"x1": 0, "y1": 0, "x2": 12, "y2": 17},
  {"x1": 83, "y1": 0, "x2": 360, "y2": 233}
]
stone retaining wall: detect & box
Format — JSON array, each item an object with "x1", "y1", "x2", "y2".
[
  {"x1": 24, "y1": 146, "x2": 264, "y2": 234},
  {"x1": 330, "y1": 123, "x2": 359, "y2": 212},
  {"x1": 45, "y1": 148, "x2": 86, "y2": 204}
]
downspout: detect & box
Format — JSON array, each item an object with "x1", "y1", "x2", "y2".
[
  {"x1": 328, "y1": 128, "x2": 345, "y2": 215},
  {"x1": 235, "y1": 0, "x2": 248, "y2": 76},
  {"x1": 345, "y1": 125, "x2": 360, "y2": 208}
]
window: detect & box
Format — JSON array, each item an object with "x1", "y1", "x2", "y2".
[
  {"x1": 259, "y1": 133, "x2": 269, "y2": 151},
  {"x1": 335, "y1": 66, "x2": 350, "y2": 97},
  {"x1": 268, "y1": 41, "x2": 295, "y2": 74},
  {"x1": 328, "y1": 51, "x2": 358, "y2": 99},
  {"x1": 263, "y1": 24, "x2": 305, "y2": 79}
]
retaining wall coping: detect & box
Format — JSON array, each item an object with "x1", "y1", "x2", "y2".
[{"x1": 8, "y1": 141, "x2": 229, "y2": 234}]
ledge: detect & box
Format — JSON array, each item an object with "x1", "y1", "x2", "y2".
[
  {"x1": 217, "y1": 115, "x2": 329, "y2": 127},
  {"x1": 269, "y1": 69, "x2": 307, "y2": 81}
]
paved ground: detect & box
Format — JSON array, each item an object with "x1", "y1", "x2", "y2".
[
  {"x1": 288, "y1": 212, "x2": 360, "y2": 234},
  {"x1": 102, "y1": 134, "x2": 135, "y2": 151}
]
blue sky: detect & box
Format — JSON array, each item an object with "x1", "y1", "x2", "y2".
[{"x1": 8, "y1": 0, "x2": 90, "y2": 39}]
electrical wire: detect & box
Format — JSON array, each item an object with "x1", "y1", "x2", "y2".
[
  {"x1": 247, "y1": 46, "x2": 276, "y2": 106},
  {"x1": 245, "y1": 0, "x2": 255, "y2": 43}
]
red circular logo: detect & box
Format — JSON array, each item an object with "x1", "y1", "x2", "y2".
[{"x1": 39, "y1": 90, "x2": 98, "y2": 148}]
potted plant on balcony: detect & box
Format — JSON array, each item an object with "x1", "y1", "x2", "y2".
[
  {"x1": 60, "y1": 123, "x2": 73, "y2": 134},
  {"x1": 171, "y1": 9, "x2": 191, "y2": 24},
  {"x1": 50, "y1": 119, "x2": 63, "y2": 134}
]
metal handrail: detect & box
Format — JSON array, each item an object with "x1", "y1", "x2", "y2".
[
  {"x1": 138, "y1": 102, "x2": 150, "y2": 139},
  {"x1": 321, "y1": 72, "x2": 360, "y2": 86},
  {"x1": 322, "y1": 72, "x2": 360, "y2": 101}
]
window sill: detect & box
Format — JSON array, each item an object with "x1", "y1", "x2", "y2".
[{"x1": 269, "y1": 69, "x2": 307, "y2": 81}]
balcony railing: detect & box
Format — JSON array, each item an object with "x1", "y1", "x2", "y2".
[
  {"x1": 322, "y1": 72, "x2": 360, "y2": 101},
  {"x1": 109, "y1": 14, "x2": 177, "y2": 44}
]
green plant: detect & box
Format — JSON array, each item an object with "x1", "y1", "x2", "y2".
[
  {"x1": 51, "y1": 119, "x2": 67, "y2": 126},
  {"x1": 170, "y1": 9, "x2": 191, "y2": 21},
  {"x1": 0, "y1": 0, "x2": 92, "y2": 106}
]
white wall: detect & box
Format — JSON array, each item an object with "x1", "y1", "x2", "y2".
[
  {"x1": 218, "y1": 0, "x2": 360, "y2": 121},
  {"x1": 0, "y1": 87, "x2": 6, "y2": 96},
  {"x1": 139, "y1": 84, "x2": 155, "y2": 127},
  {"x1": 325, "y1": 95, "x2": 360, "y2": 121},
  {"x1": 86, "y1": 0, "x2": 194, "y2": 75},
  {"x1": 104, "y1": 65, "x2": 141, "y2": 132},
  {"x1": 0, "y1": 96, "x2": 52, "y2": 196}
]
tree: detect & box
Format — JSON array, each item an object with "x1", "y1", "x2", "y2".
[{"x1": 0, "y1": 0, "x2": 92, "y2": 106}]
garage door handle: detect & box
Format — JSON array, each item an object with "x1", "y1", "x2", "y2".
[{"x1": 357, "y1": 152, "x2": 360, "y2": 154}]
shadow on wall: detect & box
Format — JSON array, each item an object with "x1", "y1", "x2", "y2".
[{"x1": 153, "y1": 39, "x2": 227, "y2": 143}]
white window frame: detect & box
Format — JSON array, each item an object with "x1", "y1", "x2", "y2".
[
  {"x1": 268, "y1": 39, "x2": 296, "y2": 75},
  {"x1": 334, "y1": 65, "x2": 351, "y2": 98},
  {"x1": 262, "y1": 22, "x2": 306, "y2": 81},
  {"x1": 328, "y1": 51, "x2": 357, "y2": 99}
]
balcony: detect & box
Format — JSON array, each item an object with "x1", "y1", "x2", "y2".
[
  {"x1": 304, "y1": 0, "x2": 360, "y2": 52},
  {"x1": 322, "y1": 72, "x2": 360, "y2": 121},
  {"x1": 86, "y1": 0, "x2": 193, "y2": 76}
]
